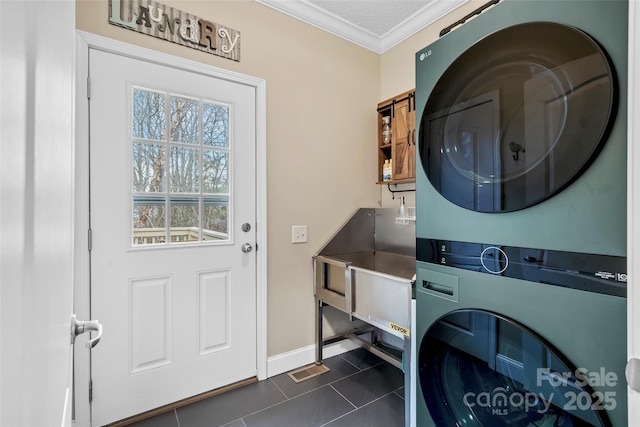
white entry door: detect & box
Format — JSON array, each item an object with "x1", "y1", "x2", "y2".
[{"x1": 89, "y1": 49, "x2": 257, "y2": 425}]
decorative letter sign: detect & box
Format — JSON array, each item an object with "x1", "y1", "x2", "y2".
[{"x1": 109, "y1": 0, "x2": 241, "y2": 61}]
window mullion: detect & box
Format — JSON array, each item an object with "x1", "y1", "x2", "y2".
[
  {"x1": 165, "y1": 92, "x2": 171, "y2": 244},
  {"x1": 199, "y1": 99, "x2": 204, "y2": 242}
]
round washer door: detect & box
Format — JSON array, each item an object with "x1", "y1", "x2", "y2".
[
  {"x1": 419, "y1": 310, "x2": 611, "y2": 427},
  {"x1": 418, "y1": 22, "x2": 616, "y2": 213}
]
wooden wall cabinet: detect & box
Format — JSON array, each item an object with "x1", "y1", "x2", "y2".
[{"x1": 377, "y1": 89, "x2": 416, "y2": 184}]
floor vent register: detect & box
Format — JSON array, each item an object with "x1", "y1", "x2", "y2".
[{"x1": 287, "y1": 363, "x2": 331, "y2": 383}]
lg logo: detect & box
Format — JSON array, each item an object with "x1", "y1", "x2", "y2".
[{"x1": 419, "y1": 50, "x2": 432, "y2": 61}]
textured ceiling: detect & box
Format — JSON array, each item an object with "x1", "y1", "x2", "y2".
[
  {"x1": 306, "y1": 1, "x2": 432, "y2": 36},
  {"x1": 255, "y1": 0, "x2": 469, "y2": 53}
]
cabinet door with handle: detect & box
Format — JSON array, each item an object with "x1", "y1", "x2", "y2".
[{"x1": 392, "y1": 91, "x2": 416, "y2": 181}]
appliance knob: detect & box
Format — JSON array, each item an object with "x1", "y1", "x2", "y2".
[{"x1": 480, "y1": 246, "x2": 509, "y2": 274}]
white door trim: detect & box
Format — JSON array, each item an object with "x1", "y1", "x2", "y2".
[
  {"x1": 73, "y1": 30, "x2": 267, "y2": 424},
  {"x1": 628, "y1": 1, "x2": 639, "y2": 424}
]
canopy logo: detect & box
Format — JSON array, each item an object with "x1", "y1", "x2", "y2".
[
  {"x1": 109, "y1": 0, "x2": 240, "y2": 61},
  {"x1": 462, "y1": 367, "x2": 619, "y2": 418}
]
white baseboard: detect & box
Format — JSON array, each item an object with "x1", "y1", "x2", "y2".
[{"x1": 266, "y1": 339, "x2": 360, "y2": 378}]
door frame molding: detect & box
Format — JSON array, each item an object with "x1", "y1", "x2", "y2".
[
  {"x1": 628, "y1": 1, "x2": 639, "y2": 423},
  {"x1": 73, "y1": 30, "x2": 267, "y2": 425}
]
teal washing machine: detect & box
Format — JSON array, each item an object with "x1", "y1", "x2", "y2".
[{"x1": 414, "y1": 1, "x2": 628, "y2": 426}]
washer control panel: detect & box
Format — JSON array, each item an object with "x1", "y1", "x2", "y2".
[{"x1": 417, "y1": 238, "x2": 627, "y2": 297}]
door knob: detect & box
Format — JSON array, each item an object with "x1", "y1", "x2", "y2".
[
  {"x1": 627, "y1": 358, "x2": 640, "y2": 392},
  {"x1": 241, "y1": 243, "x2": 253, "y2": 253},
  {"x1": 71, "y1": 314, "x2": 103, "y2": 349}
]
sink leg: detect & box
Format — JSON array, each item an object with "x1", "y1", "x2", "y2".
[
  {"x1": 315, "y1": 299, "x2": 323, "y2": 365},
  {"x1": 371, "y1": 328, "x2": 379, "y2": 346}
]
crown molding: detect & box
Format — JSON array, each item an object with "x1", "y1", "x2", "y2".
[
  {"x1": 379, "y1": 0, "x2": 469, "y2": 52},
  {"x1": 254, "y1": 0, "x2": 468, "y2": 54}
]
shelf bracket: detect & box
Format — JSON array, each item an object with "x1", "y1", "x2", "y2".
[{"x1": 387, "y1": 183, "x2": 416, "y2": 200}]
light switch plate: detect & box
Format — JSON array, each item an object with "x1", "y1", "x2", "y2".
[{"x1": 292, "y1": 225, "x2": 307, "y2": 244}]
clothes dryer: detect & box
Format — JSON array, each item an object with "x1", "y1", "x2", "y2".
[{"x1": 414, "y1": 1, "x2": 628, "y2": 425}]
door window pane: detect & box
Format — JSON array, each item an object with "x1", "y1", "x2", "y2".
[
  {"x1": 203, "y1": 203, "x2": 228, "y2": 238},
  {"x1": 170, "y1": 96, "x2": 199, "y2": 145},
  {"x1": 170, "y1": 147, "x2": 200, "y2": 193},
  {"x1": 133, "y1": 89, "x2": 165, "y2": 140},
  {"x1": 133, "y1": 142, "x2": 165, "y2": 192},
  {"x1": 203, "y1": 149, "x2": 229, "y2": 193},
  {"x1": 131, "y1": 86, "x2": 230, "y2": 246},
  {"x1": 203, "y1": 102, "x2": 229, "y2": 148},
  {"x1": 132, "y1": 198, "x2": 166, "y2": 245},
  {"x1": 170, "y1": 197, "x2": 200, "y2": 242}
]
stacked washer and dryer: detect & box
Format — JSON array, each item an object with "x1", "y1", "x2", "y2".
[{"x1": 414, "y1": 1, "x2": 628, "y2": 426}]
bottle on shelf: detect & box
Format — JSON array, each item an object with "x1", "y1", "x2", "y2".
[
  {"x1": 382, "y1": 116, "x2": 391, "y2": 144},
  {"x1": 383, "y1": 160, "x2": 391, "y2": 181}
]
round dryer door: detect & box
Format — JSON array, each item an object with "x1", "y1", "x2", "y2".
[
  {"x1": 418, "y1": 22, "x2": 616, "y2": 213},
  {"x1": 419, "y1": 310, "x2": 611, "y2": 427}
]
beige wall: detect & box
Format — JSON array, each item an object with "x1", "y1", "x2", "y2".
[{"x1": 76, "y1": 0, "x2": 488, "y2": 359}]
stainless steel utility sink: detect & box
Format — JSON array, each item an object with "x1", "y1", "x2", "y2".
[
  {"x1": 314, "y1": 208, "x2": 415, "y2": 337},
  {"x1": 313, "y1": 207, "x2": 415, "y2": 426}
]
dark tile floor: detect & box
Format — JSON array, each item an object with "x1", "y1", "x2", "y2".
[{"x1": 127, "y1": 348, "x2": 405, "y2": 427}]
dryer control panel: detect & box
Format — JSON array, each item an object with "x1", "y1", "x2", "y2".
[{"x1": 417, "y1": 238, "x2": 627, "y2": 297}]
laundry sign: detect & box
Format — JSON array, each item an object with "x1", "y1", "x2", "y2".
[{"x1": 109, "y1": 0, "x2": 241, "y2": 61}]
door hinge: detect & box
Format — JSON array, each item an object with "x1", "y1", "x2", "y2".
[
  {"x1": 87, "y1": 76, "x2": 91, "y2": 99},
  {"x1": 89, "y1": 379, "x2": 93, "y2": 403},
  {"x1": 88, "y1": 228, "x2": 92, "y2": 252}
]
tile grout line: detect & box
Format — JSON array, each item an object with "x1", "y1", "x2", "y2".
[
  {"x1": 327, "y1": 361, "x2": 384, "y2": 387},
  {"x1": 173, "y1": 408, "x2": 181, "y2": 427},
  {"x1": 273, "y1": 360, "x2": 367, "y2": 401},
  {"x1": 363, "y1": 391, "x2": 400, "y2": 407},
  {"x1": 219, "y1": 418, "x2": 247, "y2": 427},
  {"x1": 329, "y1": 384, "x2": 357, "y2": 409},
  {"x1": 224, "y1": 417, "x2": 248, "y2": 427},
  {"x1": 338, "y1": 354, "x2": 363, "y2": 371},
  {"x1": 319, "y1": 391, "x2": 404, "y2": 427},
  {"x1": 237, "y1": 382, "x2": 354, "y2": 426},
  {"x1": 269, "y1": 377, "x2": 291, "y2": 401},
  {"x1": 318, "y1": 407, "x2": 359, "y2": 427},
  {"x1": 316, "y1": 384, "x2": 360, "y2": 427},
  {"x1": 231, "y1": 378, "x2": 340, "y2": 424},
  {"x1": 230, "y1": 378, "x2": 294, "y2": 422},
  {"x1": 199, "y1": 378, "x2": 290, "y2": 427},
  {"x1": 338, "y1": 352, "x2": 385, "y2": 373}
]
